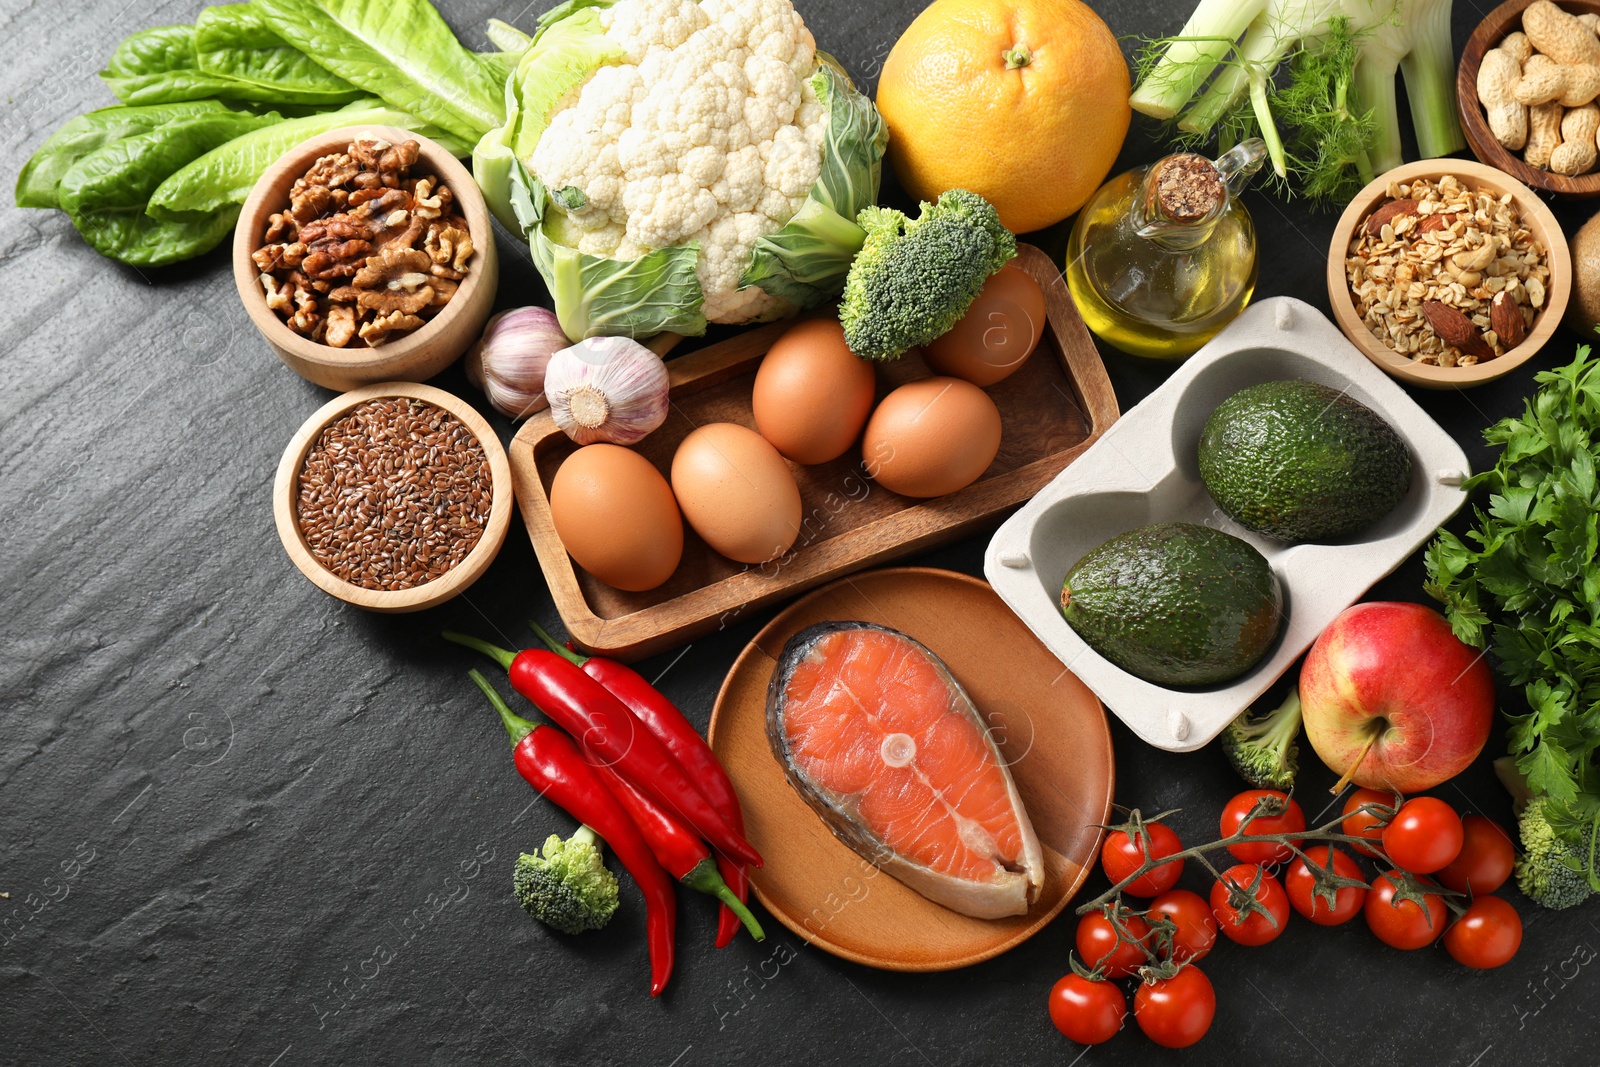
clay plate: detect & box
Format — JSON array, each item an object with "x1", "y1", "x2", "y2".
[{"x1": 707, "y1": 567, "x2": 1114, "y2": 972}]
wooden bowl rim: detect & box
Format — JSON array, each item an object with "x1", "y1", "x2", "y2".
[
  {"x1": 232, "y1": 125, "x2": 494, "y2": 374},
  {"x1": 271, "y1": 381, "x2": 513, "y2": 612},
  {"x1": 706, "y1": 566, "x2": 1116, "y2": 972},
  {"x1": 1324, "y1": 158, "x2": 1574, "y2": 388},
  {"x1": 1457, "y1": 0, "x2": 1600, "y2": 198}
]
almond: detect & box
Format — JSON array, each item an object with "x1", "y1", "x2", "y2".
[
  {"x1": 1422, "y1": 301, "x2": 1496, "y2": 361},
  {"x1": 1364, "y1": 198, "x2": 1419, "y2": 235},
  {"x1": 1491, "y1": 290, "x2": 1528, "y2": 349},
  {"x1": 1416, "y1": 212, "x2": 1457, "y2": 234}
]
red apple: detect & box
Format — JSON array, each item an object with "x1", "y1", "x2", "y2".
[{"x1": 1300, "y1": 602, "x2": 1494, "y2": 793}]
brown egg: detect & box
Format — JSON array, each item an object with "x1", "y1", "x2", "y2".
[
  {"x1": 672, "y1": 423, "x2": 802, "y2": 564},
  {"x1": 863, "y1": 377, "x2": 1002, "y2": 498},
  {"x1": 550, "y1": 444, "x2": 682, "y2": 592},
  {"x1": 752, "y1": 317, "x2": 877, "y2": 464},
  {"x1": 924, "y1": 264, "x2": 1047, "y2": 386}
]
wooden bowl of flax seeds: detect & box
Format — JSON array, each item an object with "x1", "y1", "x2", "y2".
[{"x1": 273, "y1": 382, "x2": 512, "y2": 611}]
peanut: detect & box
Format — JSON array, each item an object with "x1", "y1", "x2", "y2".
[
  {"x1": 1560, "y1": 64, "x2": 1600, "y2": 106},
  {"x1": 1526, "y1": 100, "x2": 1566, "y2": 168},
  {"x1": 1515, "y1": 53, "x2": 1566, "y2": 104},
  {"x1": 1551, "y1": 102, "x2": 1600, "y2": 174},
  {"x1": 1481, "y1": 47, "x2": 1531, "y2": 148},
  {"x1": 1524, "y1": 0, "x2": 1600, "y2": 66},
  {"x1": 1503, "y1": 30, "x2": 1535, "y2": 65}
]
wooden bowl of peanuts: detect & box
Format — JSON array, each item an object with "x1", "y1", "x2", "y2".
[
  {"x1": 1459, "y1": 0, "x2": 1600, "y2": 198},
  {"x1": 1326, "y1": 159, "x2": 1572, "y2": 388},
  {"x1": 272, "y1": 381, "x2": 514, "y2": 612},
  {"x1": 234, "y1": 126, "x2": 499, "y2": 391}
]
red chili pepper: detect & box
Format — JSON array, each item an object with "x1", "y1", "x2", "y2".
[
  {"x1": 468, "y1": 670, "x2": 676, "y2": 997},
  {"x1": 584, "y1": 756, "x2": 765, "y2": 942},
  {"x1": 529, "y1": 621, "x2": 754, "y2": 949},
  {"x1": 446, "y1": 632, "x2": 763, "y2": 871}
]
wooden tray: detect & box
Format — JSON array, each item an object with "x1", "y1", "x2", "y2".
[
  {"x1": 507, "y1": 244, "x2": 1119, "y2": 661},
  {"x1": 707, "y1": 567, "x2": 1115, "y2": 971}
]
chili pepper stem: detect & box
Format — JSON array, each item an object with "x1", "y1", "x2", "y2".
[
  {"x1": 680, "y1": 859, "x2": 764, "y2": 941},
  {"x1": 468, "y1": 668, "x2": 539, "y2": 746},
  {"x1": 444, "y1": 630, "x2": 518, "y2": 671},
  {"x1": 528, "y1": 620, "x2": 587, "y2": 667}
]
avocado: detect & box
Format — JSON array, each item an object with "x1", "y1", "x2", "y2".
[
  {"x1": 1061, "y1": 522, "x2": 1282, "y2": 687},
  {"x1": 1197, "y1": 380, "x2": 1411, "y2": 543}
]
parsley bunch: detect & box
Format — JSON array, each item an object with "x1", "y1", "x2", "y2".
[{"x1": 1425, "y1": 346, "x2": 1600, "y2": 879}]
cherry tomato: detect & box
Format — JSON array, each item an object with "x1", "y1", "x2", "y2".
[
  {"x1": 1285, "y1": 846, "x2": 1367, "y2": 926},
  {"x1": 1364, "y1": 871, "x2": 1447, "y2": 950},
  {"x1": 1048, "y1": 973, "x2": 1126, "y2": 1044},
  {"x1": 1075, "y1": 909, "x2": 1150, "y2": 979},
  {"x1": 1209, "y1": 863, "x2": 1291, "y2": 946},
  {"x1": 1444, "y1": 896, "x2": 1523, "y2": 969},
  {"x1": 1220, "y1": 789, "x2": 1306, "y2": 865},
  {"x1": 1134, "y1": 965, "x2": 1216, "y2": 1049},
  {"x1": 1342, "y1": 787, "x2": 1395, "y2": 857},
  {"x1": 1147, "y1": 889, "x2": 1218, "y2": 962},
  {"x1": 1101, "y1": 821, "x2": 1185, "y2": 897},
  {"x1": 1383, "y1": 797, "x2": 1464, "y2": 874},
  {"x1": 1436, "y1": 815, "x2": 1516, "y2": 895}
]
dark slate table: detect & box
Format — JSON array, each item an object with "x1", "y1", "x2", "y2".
[{"x1": 5, "y1": 1, "x2": 1597, "y2": 1064}]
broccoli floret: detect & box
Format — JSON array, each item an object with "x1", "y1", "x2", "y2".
[
  {"x1": 1219, "y1": 691, "x2": 1303, "y2": 792},
  {"x1": 1514, "y1": 798, "x2": 1597, "y2": 911},
  {"x1": 513, "y1": 825, "x2": 620, "y2": 934},
  {"x1": 838, "y1": 189, "x2": 1016, "y2": 361}
]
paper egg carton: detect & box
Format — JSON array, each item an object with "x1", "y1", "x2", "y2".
[{"x1": 984, "y1": 298, "x2": 1472, "y2": 753}]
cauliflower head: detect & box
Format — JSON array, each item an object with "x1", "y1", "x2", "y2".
[
  {"x1": 533, "y1": 0, "x2": 824, "y2": 323},
  {"x1": 476, "y1": 0, "x2": 886, "y2": 338}
]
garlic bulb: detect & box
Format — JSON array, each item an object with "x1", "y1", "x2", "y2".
[
  {"x1": 545, "y1": 336, "x2": 671, "y2": 445},
  {"x1": 464, "y1": 307, "x2": 569, "y2": 419}
]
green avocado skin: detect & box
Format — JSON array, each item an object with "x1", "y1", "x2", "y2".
[
  {"x1": 1197, "y1": 380, "x2": 1412, "y2": 543},
  {"x1": 1061, "y1": 522, "x2": 1283, "y2": 687}
]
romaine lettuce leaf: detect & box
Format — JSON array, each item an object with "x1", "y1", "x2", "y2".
[{"x1": 254, "y1": 0, "x2": 505, "y2": 143}]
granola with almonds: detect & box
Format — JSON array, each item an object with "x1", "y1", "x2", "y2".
[
  {"x1": 1345, "y1": 174, "x2": 1548, "y2": 368},
  {"x1": 254, "y1": 138, "x2": 474, "y2": 348}
]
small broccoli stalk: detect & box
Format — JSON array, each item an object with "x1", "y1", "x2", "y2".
[
  {"x1": 513, "y1": 825, "x2": 622, "y2": 934},
  {"x1": 1219, "y1": 690, "x2": 1303, "y2": 791},
  {"x1": 1514, "y1": 798, "x2": 1599, "y2": 911},
  {"x1": 838, "y1": 189, "x2": 1016, "y2": 361}
]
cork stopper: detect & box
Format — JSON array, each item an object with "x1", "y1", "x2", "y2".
[{"x1": 1153, "y1": 154, "x2": 1225, "y2": 223}]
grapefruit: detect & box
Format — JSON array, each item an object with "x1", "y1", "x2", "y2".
[{"x1": 875, "y1": 0, "x2": 1131, "y2": 234}]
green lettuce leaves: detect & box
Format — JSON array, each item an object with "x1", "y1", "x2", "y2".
[
  {"x1": 21, "y1": 1, "x2": 516, "y2": 267},
  {"x1": 253, "y1": 0, "x2": 506, "y2": 144}
]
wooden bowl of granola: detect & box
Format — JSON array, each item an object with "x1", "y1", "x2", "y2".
[
  {"x1": 233, "y1": 125, "x2": 498, "y2": 392},
  {"x1": 272, "y1": 381, "x2": 513, "y2": 612},
  {"x1": 1326, "y1": 159, "x2": 1572, "y2": 388},
  {"x1": 1458, "y1": 0, "x2": 1600, "y2": 199}
]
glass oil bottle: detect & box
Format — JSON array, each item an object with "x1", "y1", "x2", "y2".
[{"x1": 1065, "y1": 139, "x2": 1267, "y2": 360}]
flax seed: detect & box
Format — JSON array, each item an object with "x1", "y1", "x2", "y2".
[{"x1": 295, "y1": 397, "x2": 491, "y2": 590}]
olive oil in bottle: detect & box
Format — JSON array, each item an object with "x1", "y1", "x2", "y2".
[{"x1": 1065, "y1": 140, "x2": 1267, "y2": 360}]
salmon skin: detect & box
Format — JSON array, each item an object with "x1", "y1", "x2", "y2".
[{"x1": 766, "y1": 621, "x2": 1043, "y2": 919}]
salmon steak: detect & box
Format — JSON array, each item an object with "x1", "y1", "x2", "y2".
[{"x1": 766, "y1": 621, "x2": 1044, "y2": 919}]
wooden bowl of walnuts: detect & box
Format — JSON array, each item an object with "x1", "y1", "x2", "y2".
[
  {"x1": 1326, "y1": 159, "x2": 1572, "y2": 388},
  {"x1": 233, "y1": 125, "x2": 499, "y2": 390},
  {"x1": 1459, "y1": 0, "x2": 1600, "y2": 198}
]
